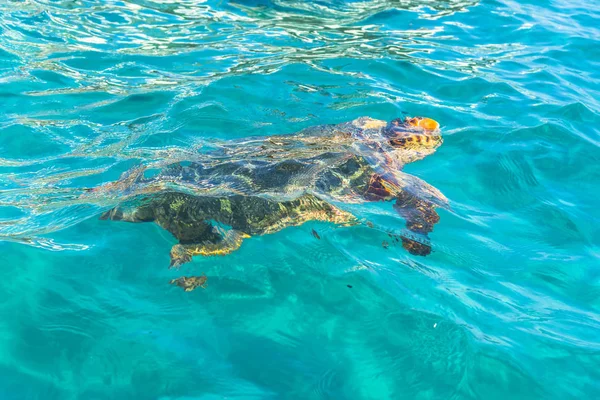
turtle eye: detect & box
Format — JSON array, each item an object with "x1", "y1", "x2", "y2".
[
  {"x1": 389, "y1": 138, "x2": 406, "y2": 147},
  {"x1": 406, "y1": 117, "x2": 422, "y2": 128}
]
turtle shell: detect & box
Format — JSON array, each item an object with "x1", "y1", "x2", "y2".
[{"x1": 124, "y1": 116, "x2": 444, "y2": 205}]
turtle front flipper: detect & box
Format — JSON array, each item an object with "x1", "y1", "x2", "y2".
[
  {"x1": 363, "y1": 173, "x2": 399, "y2": 201},
  {"x1": 360, "y1": 170, "x2": 446, "y2": 256},
  {"x1": 393, "y1": 191, "x2": 440, "y2": 256},
  {"x1": 169, "y1": 229, "x2": 250, "y2": 268}
]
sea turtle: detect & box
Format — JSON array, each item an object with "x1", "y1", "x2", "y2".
[{"x1": 100, "y1": 116, "x2": 447, "y2": 268}]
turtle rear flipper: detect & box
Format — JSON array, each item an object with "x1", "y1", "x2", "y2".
[{"x1": 169, "y1": 229, "x2": 250, "y2": 268}]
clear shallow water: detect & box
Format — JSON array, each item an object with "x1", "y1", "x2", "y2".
[{"x1": 1, "y1": 0, "x2": 600, "y2": 398}]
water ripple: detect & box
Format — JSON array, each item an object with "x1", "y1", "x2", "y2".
[{"x1": 1, "y1": 0, "x2": 600, "y2": 398}]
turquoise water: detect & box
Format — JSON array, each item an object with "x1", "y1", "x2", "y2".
[{"x1": 1, "y1": 0, "x2": 600, "y2": 398}]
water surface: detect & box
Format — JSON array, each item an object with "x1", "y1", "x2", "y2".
[{"x1": 1, "y1": 0, "x2": 599, "y2": 399}]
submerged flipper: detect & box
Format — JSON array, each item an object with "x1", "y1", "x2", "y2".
[
  {"x1": 169, "y1": 229, "x2": 250, "y2": 268},
  {"x1": 362, "y1": 173, "x2": 443, "y2": 256},
  {"x1": 393, "y1": 191, "x2": 441, "y2": 256}
]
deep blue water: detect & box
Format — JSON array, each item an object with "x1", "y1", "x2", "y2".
[{"x1": 1, "y1": 0, "x2": 600, "y2": 399}]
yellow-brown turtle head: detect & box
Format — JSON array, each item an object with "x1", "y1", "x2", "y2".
[{"x1": 384, "y1": 116, "x2": 442, "y2": 155}]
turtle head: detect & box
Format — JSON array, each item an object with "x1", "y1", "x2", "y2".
[{"x1": 384, "y1": 117, "x2": 442, "y2": 155}]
